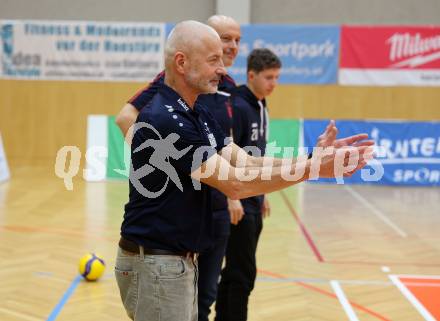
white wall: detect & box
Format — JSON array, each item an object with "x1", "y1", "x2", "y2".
[
  {"x1": 0, "y1": 0, "x2": 215, "y2": 22},
  {"x1": 0, "y1": 0, "x2": 438, "y2": 24},
  {"x1": 251, "y1": 0, "x2": 440, "y2": 24}
]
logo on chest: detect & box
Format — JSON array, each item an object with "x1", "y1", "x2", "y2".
[
  {"x1": 177, "y1": 98, "x2": 190, "y2": 111},
  {"x1": 251, "y1": 123, "x2": 259, "y2": 141}
]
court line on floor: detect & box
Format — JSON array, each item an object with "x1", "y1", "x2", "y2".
[
  {"x1": 258, "y1": 268, "x2": 391, "y2": 321},
  {"x1": 327, "y1": 260, "x2": 440, "y2": 268},
  {"x1": 258, "y1": 276, "x2": 440, "y2": 287},
  {"x1": 344, "y1": 185, "x2": 407, "y2": 238},
  {"x1": 46, "y1": 275, "x2": 82, "y2": 321},
  {"x1": 389, "y1": 275, "x2": 436, "y2": 321},
  {"x1": 258, "y1": 276, "x2": 390, "y2": 286},
  {"x1": 330, "y1": 280, "x2": 360, "y2": 321},
  {"x1": 280, "y1": 190, "x2": 324, "y2": 262}
]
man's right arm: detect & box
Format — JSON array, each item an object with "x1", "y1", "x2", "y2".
[
  {"x1": 191, "y1": 152, "x2": 311, "y2": 200},
  {"x1": 192, "y1": 144, "x2": 372, "y2": 200}
]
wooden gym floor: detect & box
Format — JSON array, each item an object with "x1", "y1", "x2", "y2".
[{"x1": 0, "y1": 166, "x2": 439, "y2": 321}]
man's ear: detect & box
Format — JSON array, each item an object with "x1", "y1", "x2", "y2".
[
  {"x1": 247, "y1": 70, "x2": 256, "y2": 81},
  {"x1": 175, "y1": 52, "x2": 186, "y2": 74}
]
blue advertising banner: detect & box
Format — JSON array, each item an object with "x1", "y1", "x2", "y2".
[
  {"x1": 165, "y1": 23, "x2": 174, "y2": 37},
  {"x1": 303, "y1": 120, "x2": 440, "y2": 186},
  {"x1": 228, "y1": 25, "x2": 340, "y2": 85}
]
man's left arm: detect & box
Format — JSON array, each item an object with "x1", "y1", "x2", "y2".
[{"x1": 223, "y1": 121, "x2": 374, "y2": 169}]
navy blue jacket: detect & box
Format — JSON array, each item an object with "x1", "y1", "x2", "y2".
[
  {"x1": 232, "y1": 85, "x2": 268, "y2": 214},
  {"x1": 122, "y1": 83, "x2": 228, "y2": 252},
  {"x1": 128, "y1": 72, "x2": 236, "y2": 212}
]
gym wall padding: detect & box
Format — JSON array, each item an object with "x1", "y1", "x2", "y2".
[{"x1": 2, "y1": 80, "x2": 440, "y2": 167}]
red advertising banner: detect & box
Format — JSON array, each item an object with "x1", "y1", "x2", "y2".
[{"x1": 340, "y1": 26, "x2": 440, "y2": 86}]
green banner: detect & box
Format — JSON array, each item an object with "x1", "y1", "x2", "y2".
[
  {"x1": 267, "y1": 119, "x2": 301, "y2": 158},
  {"x1": 106, "y1": 116, "x2": 129, "y2": 179}
]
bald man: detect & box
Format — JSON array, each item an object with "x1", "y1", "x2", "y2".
[
  {"x1": 115, "y1": 21, "x2": 228, "y2": 321},
  {"x1": 116, "y1": 15, "x2": 243, "y2": 321},
  {"x1": 115, "y1": 20, "x2": 373, "y2": 321}
]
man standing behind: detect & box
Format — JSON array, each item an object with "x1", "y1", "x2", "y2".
[
  {"x1": 116, "y1": 16, "x2": 245, "y2": 321},
  {"x1": 196, "y1": 16, "x2": 244, "y2": 321},
  {"x1": 215, "y1": 48, "x2": 281, "y2": 321}
]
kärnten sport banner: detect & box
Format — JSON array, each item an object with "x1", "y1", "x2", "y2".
[{"x1": 304, "y1": 120, "x2": 440, "y2": 186}]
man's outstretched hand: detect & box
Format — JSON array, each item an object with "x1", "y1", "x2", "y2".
[
  {"x1": 311, "y1": 120, "x2": 376, "y2": 179},
  {"x1": 316, "y1": 120, "x2": 375, "y2": 149}
]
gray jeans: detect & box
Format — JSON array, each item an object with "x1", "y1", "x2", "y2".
[{"x1": 115, "y1": 247, "x2": 198, "y2": 321}]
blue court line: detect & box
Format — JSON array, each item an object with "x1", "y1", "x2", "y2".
[{"x1": 46, "y1": 274, "x2": 82, "y2": 321}]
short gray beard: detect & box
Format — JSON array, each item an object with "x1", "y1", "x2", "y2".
[{"x1": 185, "y1": 69, "x2": 217, "y2": 94}]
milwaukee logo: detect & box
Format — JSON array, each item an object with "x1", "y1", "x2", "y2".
[{"x1": 387, "y1": 33, "x2": 440, "y2": 68}]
